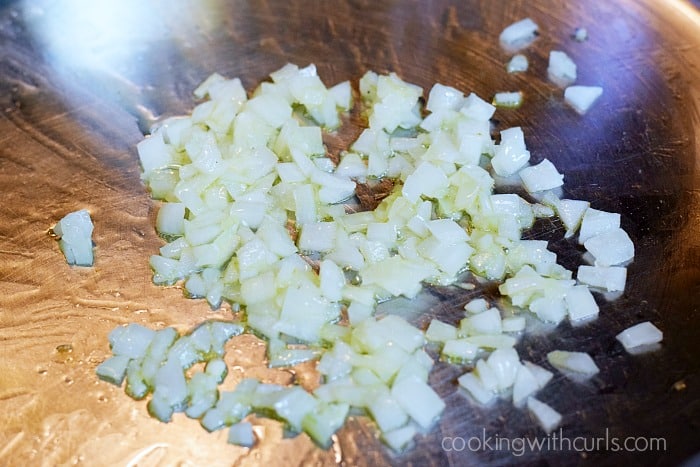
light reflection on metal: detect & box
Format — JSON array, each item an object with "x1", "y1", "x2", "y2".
[{"x1": 21, "y1": 0, "x2": 223, "y2": 130}]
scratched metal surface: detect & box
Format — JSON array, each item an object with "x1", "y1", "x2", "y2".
[{"x1": 1, "y1": 0, "x2": 699, "y2": 465}]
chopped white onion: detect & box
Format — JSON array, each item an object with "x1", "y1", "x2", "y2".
[
  {"x1": 519, "y1": 159, "x2": 564, "y2": 193},
  {"x1": 522, "y1": 361, "x2": 553, "y2": 389},
  {"x1": 458, "y1": 372, "x2": 495, "y2": 405},
  {"x1": 101, "y1": 56, "x2": 643, "y2": 454},
  {"x1": 583, "y1": 228, "x2": 635, "y2": 266},
  {"x1": 52, "y1": 209, "x2": 94, "y2": 266},
  {"x1": 542, "y1": 193, "x2": 589, "y2": 238},
  {"x1": 425, "y1": 319, "x2": 458, "y2": 342},
  {"x1": 391, "y1": 376, "x2": 445, "y2": 429},
  {"x1": 547, "y1": 350, "x2": 599, "y2": 376},
  {"x1": 564, "y1": 85, "x2": 603, "y2": 114},
  {"x1": 616, "y1": 321, "x2": 663, "y2": 351},
  {"x1": 442, "y1": 338, "x2": 479, "y2": 362},
  {"x1": 501, "y1": 316, "x2": 526, "y2": 333},
  {"x1": 492, "y1": 91, "x2": 523, "y2": 108},
  {"x1": 547, "y1": 51, "x2": 577, "y2": 87},
  {"x1": 464, "y1": 298, "x2": 489, "y2": 314},
  {"x1": 578, "y1": 208, "x2": 620, "y2": 244},
  {"x1": 95, "y1": 355, "x2": 130, "y2": 386},
  {"x1": 565, "y1": 285, "x2": 599, "y2": 322},
  {"x1": 506, "y1": 54, "x2": 529, "y2": 73},
  {"x1": 577, "y1": 265, "x2": 627, "y2": 292},
  {"x1": 499, "y1": 18, "x2": 539, "y2": 51},
  {"x1": 382, "y1": 424, "x2": 418, "y2": 452},
  {"x1": 573, "y1": 27, "x2": 588, "y2": 42},
  {"x1": 527, "y1": 397, "x2": 562, "y2": 434},
  {"x1": 512, "y1": 364, "x2": 540, "y2": 406},
  {"x1": 228, "y1": 422, "x2": 255, "y2": 447},
  {"x1": 426, "y1": 83, "x2": 465, "y2": 112},
  {"x1": 491, "y1": 127, "x2": 530, "y2": 177}
]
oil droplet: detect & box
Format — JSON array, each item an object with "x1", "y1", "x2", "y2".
[
  {"x1": 64, "y1": 376, "x2": 74, "y2": 385},
  {"x1": 36, "y1": 367, "x2": 48, "y2": 375},
  {"x1": 344, "y1": 268, "x2": 362, "y2": 286},
  {"x1": 97, "y1": 393, "x2": 108, "y2": 403},
  {"x1": 53, "y1": 344, "x2": 74, "y2": 364}
]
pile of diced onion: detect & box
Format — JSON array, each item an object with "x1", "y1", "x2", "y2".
[{"x1": 97, "y1": 60, "x2": 662, "y2": 451}]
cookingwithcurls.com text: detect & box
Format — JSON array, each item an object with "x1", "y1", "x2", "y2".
[{"x1": 441, "y1": 428, "x2": 667, "y2": 457}]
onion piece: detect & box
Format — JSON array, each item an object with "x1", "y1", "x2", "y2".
[
  {"x1": 425, "y1": 320, "x2": 458, "y2": 343},
  {"x1": 52, "y1": 209, "x2": 94, "y2": 266},
  {"x1": 442, "y1": 339, "x2": 479, "y2": 361},
  {"x1": 228, "y1": 422, "x2": 255, "y2": 447},
  {"x1": 95, "y1": 355, "x2": 131, "y2": 386},
  {"x1": 382, "y1": 424, "x2": 419, "y2": 452},
  {"x1": 565, "y1": 85, "x2": 603, "y2": 114},
  {"x1": 565, "y1": 285, "x2": 600, "y2": 322},
  {"x1": 506, "y1": 54, "x2": 529, "y2": 73},
  {"x1": 486, "y1": 347, "x2": 520, "y2": 390},
  {"x1": 519, "y1": 159, "x2": 564, "y2": 193},
  {"x1": 512, "y1": 364, "x2": 540, "y2": 406},
  {"x1": 391, "y1": 375, "x2": 445, "y2": 429},
  {"x1": 527, "y1": 397, "x2": 562, "y2": 434},
  {"x1": 578, "y1": 208, "x2": 620, "y2": 244},
  {"x1": 499, "y1": 18, "x2": 539, "y2": 52},
  {"x1": 577, "y1": 265, "x2": 627, "y2": 292},
  {"x1": 464, "y1": 298, "x2": 489, "y2": 314},
  {"x1": 547, "y1": 350, "x2": 599, "y2": 376},
  {"x1": 583, "y1": 228, "x2": 635, "y2": 266},
  {"x1": 572, "y1": 27, "x2": 588, "y2": 42},
  {"x1": 616, "y1": 322, "x2": 663, "y2": 351},
  {"x1": 523, "y1": 361, "x2": 553, "y2": 389},
  {"x1": 492, "y1": 91, "x2": 523, "y2": 108},
  {"x1": 547, "y1": 51, "x2": 577, "y2": 87},
  {"x1": 491, "y1": 127, "x2": 530, "y2": 177},
  {"x1": 368, "y1": 391, "x2": 409, "y2": 432},
  {"x1": 109, "y1": 323, "x2": 156, "y2": 360},
  {"x1": 458, "y1": 372, "x2": 495, "y2": 405},
  {"x1": 501, "y1": 316, "x2": 526, "y2": 333},
  {"x1": 302, "y1": 403, "x2": 350, "y2": 448}
]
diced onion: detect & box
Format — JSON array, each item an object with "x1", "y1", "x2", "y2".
[
  {"x1": 499, "y1": 18, "x2": 539, "y2": 51},
  {"x1": 52, "y1": 209, "x2": 94, "y2": 266},
  {"x1": 564, "y1": 85, "x2": 603, "y2": 114},
  {"x1": 547, "y1": 51, "x2": 577, "y2": 87},
  {"x1": 492, "y1": 91, "x2": 523, "y2": 108},
  {"x1": 99, "y1": 50, "x2": 642, "y2": 454},
  {"x1": 519, "y1": 159, "x2": 564, "y2": 193},
  {"x1": 583, "y1": 228, "x2": 635, "y2": 266},
  {"x1": 506, "y1": 54, "x2": 529, "y2": 73},
  {"x1": 228, "y1": 422, "x2": 255, "y2": 447},
  {"x1": 572, "y1": 27, "x2": 588, "y2": 42},
  {"x1": 577, "y1": 265, "x2": 627, "y2": 292},
  {"x1": 616, "y1": 321, "x2": 663, "y2": 351},
  {"x1": 547, "y1": 350, "x2": 599, "y2": 376},
  {"x1": 527, "y1": 397, "x2": 562, "y2": 434}
]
